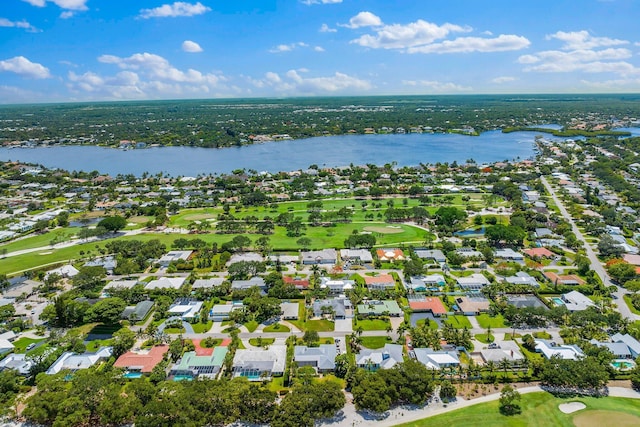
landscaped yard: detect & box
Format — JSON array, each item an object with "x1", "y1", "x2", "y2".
[
  {"x1": 244, "y1": 320, "x2": 259, "y2": 333},
  {"x1": 396, "y1": 392, "x2": 640, "y2": 427},
  {"x1": 249, "y1": 338, "x2": 275, "y2": 347},
  {"x1": 263, "y1": 323, "x2": 290, "y2": 333},
  {"x1": 355, "y1": 318, "x2": 391, "y2": 331},
  {"x1": 476, "y1": 313, "x2": 507, "y2": 328},
  {"x1": 289, "y1": 319, "x2": 335, "y2": 332},
  {"x1": 623, "y1": 295, "x2": 640, "y2": 315},
  {"x1": 360, "y1": 336, "x2": 392, "y2": 349},
  {"x1": 474, "y1": 333, "x2": 495, "y2": 344},
  {"x1": 12, "y1": 337, "x2": 45, "y2": 353},
  {"x1": 416, "y1": 319, "x2": 439, "y2": 330},
  {"x1": 444, "y1": 315, "x2": 472, "y2": 329},
  {"x1": 192, "y1": 321, "x2": 212, "y2": 333}
]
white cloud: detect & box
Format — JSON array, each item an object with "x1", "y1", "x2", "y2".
[
  {"x1": 580, "y1": 78, "x2": 640, "y2": 91},
  {"x1": 60, "y1": 11, "x2": 74, "y2": 19},
  {"x1": 182, "y1": 40, "x2": 203, "y2": 53},
  {"x1": 491, "y1": 76, "x2": 517, "y2": 84},
  {"x1": 253, "y1": 69, "x2": 371, "y2": 94},
  {"x1": 301, "y1": 0, "x2": 342, "y2": 5},
  {"x1": 342, "y1": 11, "x2": 383, "y2": 29},
  {"x1": 402, "y1": 79, "x2": 471, "y2": 92},
  {"x1": 319, "y1": 23, "x2": 337, "y2": 33},
  {"x1": 350, "y1": 19, "x2": 471, "y2": 49},
  {"x1": 22, "y1": 0, "x2": 88, "y2": 10},
  {"x1": 0, "y1": 56, "x2": 51, "y2": 79},
  {"x1": 519, "y1": 47, "x2": 638, "y2": 74},
  {"x1": 406, "y1": 34, "x2": 531, "y2": 54},
  {"x1": 268, "y1": 42, "x2": 308, "y2": 53},
  {"x1": 547, "y1": 30, "x2": 628, "y2": 50},
  {"x1": 139, "y1": 2, "x2": 211, "y2": 19},
  {"x1": 314, "y1": 46, "x2": 325, "y2": 52},
  {"x1": 0, "y1": 18, "x2": 39, "y2": 32},
  {"x1": 69, "y1": 52, "x2": 229, "y2": 99}
]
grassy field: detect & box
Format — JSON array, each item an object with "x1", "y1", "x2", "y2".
[
  {"x1": 192, "y1": 321, "x2": 212, "y2": 333},
  {"x1": 396, "y1": 392, "x2": 640, "y2": 427},
  {"x1": 249, "y1": 338, "x2": 275, "y2": 346},
  {"x1": 444, "y1": 315, "x2": 473, "y2": 329},
  {"x1": 12, "y1": 337, "x2": 45, "y2": 353},
  {"x1": 0, "y1": 227, "x2": 77, "y2": 253},
  {"x1": 356, "y1": 318, "x2": 391, "y2": 331},
  {"x1": 263, "y1": 323, "x2": 290, "y2": 332},
  {"x1": 360, "y1": 336, "x2": 392, "y2": 349},
  {"x1": 476, "y1": 314, "x2": 508, "y2": 328},
  {"x1": 475, "y1": 333, "x2": 495, "y2": 344},
  {"x1": 623, "y1": 295, "x2": 640, "y2": 315}
]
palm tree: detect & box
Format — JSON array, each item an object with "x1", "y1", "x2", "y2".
[{"x1": 499, "y1": 358, "x2": 511, "y2": 380}]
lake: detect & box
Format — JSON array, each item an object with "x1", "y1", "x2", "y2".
[{"x1": 0, "y1": 130, "x2": 541, "y2": 176}]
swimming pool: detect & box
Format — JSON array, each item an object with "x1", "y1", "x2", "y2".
[
  {"x1": 551, "y1": 297, "x2": 565, "y2": 306},
  {"x1": 123, "y1": 372, "x2": 142, "y2": 379},
  {"x1": 611, "y1": 360, "x2": 635, "y2": 371}
]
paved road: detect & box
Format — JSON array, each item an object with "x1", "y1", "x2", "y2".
[{"x1": 541, "y1": 176, "x2": 639, "y2": 321}]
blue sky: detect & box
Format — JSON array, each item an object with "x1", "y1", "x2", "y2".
[{"x1": 1, "y1": 0, "x2": 639, "y2": 103}]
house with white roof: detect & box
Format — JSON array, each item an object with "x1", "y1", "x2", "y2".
[
  {"x1": 560, "y1": 290, "x2": 595, "y2": 312},
  {"x1": 494, "y1": 248, "x2": 524, "y2": 261},
  {"x1": 227, "y1": 252, "x2": 264, "y2": 265},
  {"x1": 340, "y1": 249, "x2": 373, "y2": 263},
  {"x1": 168, "y1": 299, "x2": 203, "y2": 321},
  {"x1": 210, "y1": 302, "x2": 243, "y2": 321},
  {"x1": 144, "y1": 277, "x2": 186, "y2": 290},
  {"x1": 191, "y1": 277, "x2": 225, "y2": 289},
  {"x1": 611, "y1": 333, "x2": 640, "y2": 359},
  {"x1": 413, "y1": 348, "x2": 460, "y2": 370},
  {"x1": 534, "y1": 339, "x2": 584, "y2": 360},
  {"x1": 294, "y1": 344, "x2": 336, "y2": 373},
  {"x1": 0, "y1": 353, "x2": 33, "y2": 375},
  {"x1": 232, "y1": 345, "x2": 287, "y2": 381},
  {"x1": 319, "y1": 277, "x2": 354, "y2": 294},
  {"x1": 158, "y1": 250, "x2": 192, "y2": 267},
  {"x1": 479, "y1": 341, "x2": 525, "y2": 365},
  {"x1": 456, "y1": 273, "x2": 490, "y2": 290},
  {"x1": 505, "y1": 271, "x2": 540, "y2": 287},
  {"x1": 231, "y1": 276, "x2": 266, "y2": 291},
  {"x1": 280, "y1": 302, "x2": 299, "y2": 320},
  {"x1": 45, "y1": 265, "x2": 79, "y2": 279},
  {"x1": 301, "y1": 249, "x2": 337, "y2": 265},
  {"x1": 46, "y1": 347, "x2": 113, "y2": 374},
  {"x1": 356, "y1": 344, "x2": 404, "y2": 371},
  {"x1": 0, "y1": 339, "x2": 14, "y2": 355}
]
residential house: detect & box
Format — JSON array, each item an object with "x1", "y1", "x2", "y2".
[
  {"x1": 301, "y1": 249, "x2": 337, "y2": 265},
  {"x1": 544, "y1": 272, "x2": 585, "y2": 286},
  {"x1": 191, "y1": 277, "x2": 225, "y2": 289},
  {"x1": 357, "y1": 300, "x2": 403, "y2": 317},
  {"x1": 535, "y1": 228, "x2": 554, "y2": 238},
  {"x1": 340, "y1": 249, "x2": 373, "y2": 264},
  {"x1": 231, "y1": 277, "x2": 267, "y2": 292},
  {"x1": 158, "y1": 250, "x2": 193, "y2": 267},
  {"x1": 168, "y1": 299, "x2": 203, "y2": 322},
  {"x1": 280, "y1": 302, "x2": 299, "y2": 320},
  {"x1": 312, "y1": 298, "x2": 350, "y2": 319},
  {"x1": 611, "y1": 333, "x2": 640, "y2": 359},
  {"x1": 454, "y1": 296, "x2": 490, "y2": 315},
  {"x1": 84, "y1": 256, "x2": 117, "y2": 274},
  {"x1": 47, "y1": 347, "x2": 113, "y2": 374},
  {"x1": 283, "y1": 276, "x2": 309, "y2": 290},
  {"x1": 103, "y1": 280, "x2": 139, "y2": 293},
  {"x1": 227, "y1": 252, "x2": 264, "y2": 265},
  {"x1": 408, "y1": 274, "x2": 445, "y2": 291},
  {"x1": 535, "y1": 339, "x2": 584, "y2": 360},
  {"x1": 363, "y1": 274, "x2": 396, "y2": 291},
  {"x1": 413, "y1": 348, "x2": 460, "y2": 370},
  {"x1": 414, "y1": 249, "x2": 446, "y2": 263},
  {"x1": 558, "y1": 291, "x2": 595, "y2": 312},
  {"x1": 494, "y1": 248, "x2": 524, "y2": 262},
  {"x1": 121, "y1": 300, "x2": 154, "y2": 322},
  {"x1": 456, "y1": 248, "x2": 484, "y2": 259},
  {"x1": 210, "y1": 302, "x2": 243, "y2": 322},
  {"x1": 0, "y1": 339, "x2": 13, "y2": 355},
  {"x1": 294, "y1": 344, "x2": 336, "y2": 373},
  {"x1": 356, "y1": 344, "x2": 404, "y2": 371},
  {"x1": 408, "y1": 297, "x2": 447, "y2": 316},
  {"x1": 505, "y1": 271, "x2": 540, "y2": 287},
  {"x1": 479, "y1": 341, "x2": 525, "y2": 365},
  {"x1": 0, "y1": 353, "x2": 33, "y2": 375},
  {"x1": 232, "y1": 345, "x2": 287, "y2": 381},
  {"x1": 319, "y1": 277, "x2": 354, "y2": 294},
  {"x1": 144, "y1": 277, "x2": 186, "y2": 290},
  {"x1": 456, "y1": 274, "x2": 490, "y2": 290},
  {"x1": 376, "y1": 248, "x2": 405, "y2": 262},
  {"x1": 114, "y1": 345, "x2": 169, "y2": 375},
  {"x1": 170, "y1": 347, "x2": 228, "y2": 379},
  {"x1": 45, "y1": 264, "x2": 79, "y2": 279},
  {"x1": 524, "y1": 248, "x2": 556, "y2": 259},
  {"x1": 506, "y1": 294, "x2": 547, "y2": 309}
]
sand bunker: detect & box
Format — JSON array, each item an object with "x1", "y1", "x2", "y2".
[
  {"x1": 559, "y1": 402, "x2": 586, "y2": 414},
  {"x1": 363, "y1": 226, "x2": 404, "y2": 234},
  {"x1": 573, "y1": 410, "x2": 640, "y2": 427}
]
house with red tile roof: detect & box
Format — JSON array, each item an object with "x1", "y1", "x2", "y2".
[
  {"x1": 114, "y1": 345, "x2": 169, "y2": 374},
  {"x1": 409, "y1": 297, "x2": 447, "y2": 316},
  {"x1": 284, "y1": 276, "x2": 309, "y2": 290},
  {"x1": 524, "y1": 247, "x2": 556, "y2": 258},
  {"x1": 376, "y1": 248, "x2": 405, "y2": 261},
  {"x1": 363, "y1": 274, "x2": 396, "y2": 290}
]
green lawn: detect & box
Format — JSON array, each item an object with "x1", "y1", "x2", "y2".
[
  {"x1": 416, "y1": 319, "x2": 439, "y2": 330},
  {"x1": 12, "y1": 337, "x2": 45, "y2": 353},
  {"x1": 263, "y1": 323, "x2": 290, "y2": 332},
  {"x1": 192, "y1": 321, "x2": 212, "y2": 333},
  {"x1": 396, "y1": 392, "x2": 640, "y2": 427},
  {"x1": 249, "y1": 338, "x2": 275, "y2": 346},
  {"x1": 0, "y1": 227, "x2": 77, "y2": 253},
  {"x1": 444, "y1": 315, "x2": 472, "y2": 329},
  {"x1": 164, "y1": 327, "x2": 185, "y2": 334},
  {"x1": 476, "y1": 314, "x2": 508, "y2": 328},
  {"x1": 244, "y1": 321, "x2": 259, "y2": 333},
  {"x1": 356, "y1": 318, "x2": 391, "y2": 331},
  {"x1": 360, "y1": 336, "x2": 392, "y2": 349},
  {"x1": 86, "y1": 338, "x2": 113, "y2": 352},
  {"x1": 623, "y1": 295, "x2": 640, "y2": 315},
  {"x1": 475, "y1": 333, "x2": 495, "y2": 344}
]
